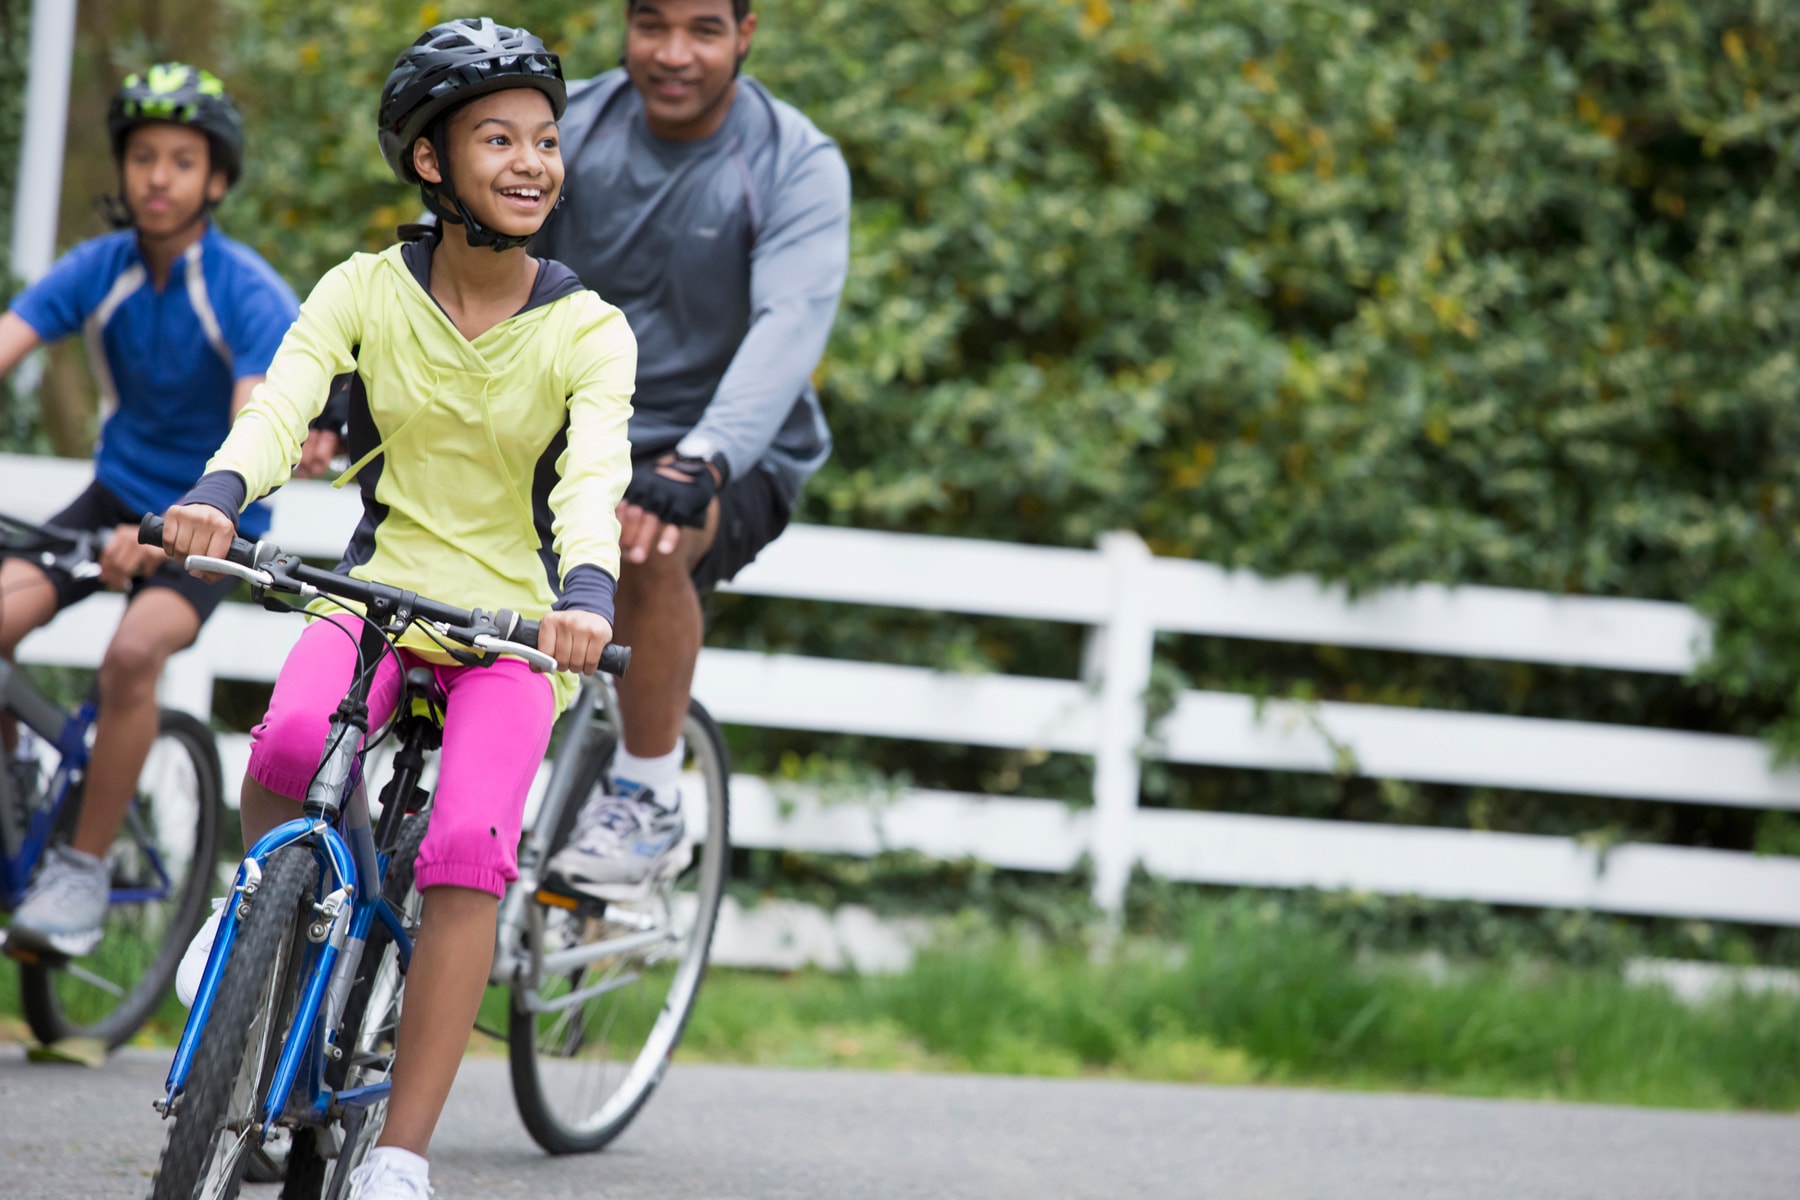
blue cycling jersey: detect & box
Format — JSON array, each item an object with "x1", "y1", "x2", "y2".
[{"x1": 9, "y1": 222, "x2": 298, "y2": 537}]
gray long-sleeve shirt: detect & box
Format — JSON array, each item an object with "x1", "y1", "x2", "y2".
[{"x1": 536, "y1": 72, "x2": 851, "y2": 507}]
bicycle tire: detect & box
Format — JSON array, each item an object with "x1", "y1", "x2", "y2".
[
  {"x1": 281, "y1": 813, "x2": 427, "y2": 1200},
  {"x1": 150, "y1": 845, "x2": 318, "y2": 1200},
  {"x1": 507, "y1": 699, "x2": 730, "y2": 1155},
  {"x1": 20, "y1": 708, "x2": 223, "y2": 1048}
]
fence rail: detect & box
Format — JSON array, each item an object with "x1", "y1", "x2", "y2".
[{"x1": 5, "y1": 452, "x2": 1797, "y2": 964}]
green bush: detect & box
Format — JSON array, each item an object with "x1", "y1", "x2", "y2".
[{"x1": 29, "y1": 2, "x2": 1798, "y2": 908}]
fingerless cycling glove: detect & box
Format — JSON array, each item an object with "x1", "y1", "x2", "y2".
[{"x1": 623, "y1": 455, "x2": 721, "y2": 528}]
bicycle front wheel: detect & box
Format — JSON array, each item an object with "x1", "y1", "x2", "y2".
[
  {"x1": 150, "y1": 845, "x2": 317, "y2": 1200},
  {"x1": 20, "y1": 708, "x2": 222, "y2": 1047},
  {"x1": 508, "y1": 700, "x2": 730, "y2": 1154}
]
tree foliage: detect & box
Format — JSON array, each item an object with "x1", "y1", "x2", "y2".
[{"x1": 19, "y1": 2, "x2": 1800, "y2": 856}]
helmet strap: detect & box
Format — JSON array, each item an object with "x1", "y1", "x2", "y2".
[{"x1": 414, "y1": 131, "x2": 541, "y2": 253}]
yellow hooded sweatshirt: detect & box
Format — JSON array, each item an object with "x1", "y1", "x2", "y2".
[{"x1": 204, "y1": 239, "x2": 635, "y2": 709}]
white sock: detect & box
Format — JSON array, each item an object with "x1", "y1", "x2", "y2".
[
  {"x1": 614, "y1": 739, "x2": 683, "y2": 811},
  {"x1": 364, "y1": 1146, "x2": 429, "y2": 1183}
]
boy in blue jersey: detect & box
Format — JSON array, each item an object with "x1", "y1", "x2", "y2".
[{"x1": 0, "y1": 64, "x2": 299, "y2": 957}]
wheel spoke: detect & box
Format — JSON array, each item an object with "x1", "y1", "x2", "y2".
[
  {"x1": 25, "y1": 716, "x2": 220, "y2": 1047},
  {"x1": 509, "y1": 703, "x2": 731, "y2": 1153}
]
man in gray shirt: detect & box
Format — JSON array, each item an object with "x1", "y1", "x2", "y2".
[{"x1": 539, "y1": 0, "x2": 851, "y2": 893}]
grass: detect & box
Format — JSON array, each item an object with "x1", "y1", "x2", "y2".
[
  {"x1": 6, "y1": 898, "x2": 1797, "y2": 1110},
  {"x1": 668, "y1": 901, "x2": 1800, "y2": 1110}
]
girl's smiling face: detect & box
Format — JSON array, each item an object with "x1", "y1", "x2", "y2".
[{"x1": 413, "y1": 88, "x2": 564, "y2": 240}]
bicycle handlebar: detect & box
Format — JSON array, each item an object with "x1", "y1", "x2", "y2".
[
  {"x1": 138, "y1": 514, "x2": 629, "y2": 678},
  {"x1": 1, "y1": 511, "x2": 112, "y2": 579}
]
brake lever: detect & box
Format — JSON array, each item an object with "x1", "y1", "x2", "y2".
[
  {"x1": 184, "y1": 556, "x2": 275, "y2": 587},
  {"x1": 470, "y1": 634, "x2": 558, "y2": 674}
]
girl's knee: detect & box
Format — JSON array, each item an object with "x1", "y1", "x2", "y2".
[{"x1": 246, "y1": 705, "x2": 333, "y2": 797}]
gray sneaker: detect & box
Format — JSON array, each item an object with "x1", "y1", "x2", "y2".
[
  {"x1": 544, "y1": 787, "x2": 690, "y2": 902},
  {"x1": 9, "y1": 844, "x2": 110, "y2": 957}
]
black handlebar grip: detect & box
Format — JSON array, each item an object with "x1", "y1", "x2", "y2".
[
  {"x1": 509, "y1": 618, "x2": 630, "y2": 677},
  {"x1": 139, "y1": 512, "x2": 259, "y2": 566}
]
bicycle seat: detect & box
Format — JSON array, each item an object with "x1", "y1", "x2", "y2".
[{"x1": 401, "y1": 668, "x2": 446, "y2": 726}]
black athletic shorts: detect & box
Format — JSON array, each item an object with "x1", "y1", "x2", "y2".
[
  {"x1": 2, "y1": 480, "x2": 234, "y2": 623},
  {"x1": 691, "y1": 465, "x2": 791, "y2": 592}
]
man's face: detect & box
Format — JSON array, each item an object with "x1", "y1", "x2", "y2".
[
  {"x1": 122, "y1": 123, "x2": 225, "y2": 237},
  {"x1": 625, "y1": 0, "x2": 757, "y2": 141}
]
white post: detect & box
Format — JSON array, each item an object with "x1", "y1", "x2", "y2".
[
  {"x1": 1090, "y1": 531, "x2": 1155, "y2": 921},
  {"x1": 10, "y1": 0, "x2": 77, "y2": 286},
  {"x1": 10, "y1": 0, "x2": 78, "y2": 399},
  {"x1": 157, "y1": 654, "x2": 215, "y2": 722}
]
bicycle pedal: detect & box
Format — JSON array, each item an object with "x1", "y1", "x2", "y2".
[
  {"x1": 534, "y1": 886, "x2": 580, "y2": 910},
  {"x1": 534, "y1": 884, "x2": 611, "y2": 918},
  {"x1": 0, "y1": 929, "x2": 65, "y2": 966}
]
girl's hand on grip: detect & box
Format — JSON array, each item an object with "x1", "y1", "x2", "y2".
[
  {"x1": 538, "y1": 610, "x2": 614, "y2": 676},
  {"x1": 161, "y1": 503, "x2": 238, "y2": 583}
]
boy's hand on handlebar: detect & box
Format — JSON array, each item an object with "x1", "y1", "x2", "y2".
[
  {"x1": 538, "y1": 610, "x2": 614, "y2": 676},
  {"x1": 160, "y1": 503, "x2": 239, "y2": 583},
  {"x1": 100, "y1": 522, "x2": 168, "y2": 589}
]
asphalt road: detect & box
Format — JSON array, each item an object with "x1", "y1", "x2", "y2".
[{"x1": 0, "y1": 1048, "x2": 1793, "y2": 1199}]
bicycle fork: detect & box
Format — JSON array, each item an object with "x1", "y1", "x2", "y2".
[{"x1": 157, "y1": 774, "x2": 411, "y2": 1141}]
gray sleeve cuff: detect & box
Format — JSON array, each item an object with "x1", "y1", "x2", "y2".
[
  {"x1": 176, "y1": 471, "x2": 248, "y2": 528},
  {"x1": 552, "y1": 563, "x2": 618, "y2": 626}
]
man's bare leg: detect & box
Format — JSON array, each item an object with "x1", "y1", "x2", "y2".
[
  {"x1": 542, "y1": 499, "x2": 720, "y2": 892},
  {"x1": 610, "y1": 500, "x2": 720, "y2": 759}
]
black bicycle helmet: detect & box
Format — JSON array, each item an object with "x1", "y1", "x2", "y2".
[
  {"x1": 107, "y1": 63, "x2": 245, "y2": 185},
  {"x1": 378, "y1": 19, "x2": 566, "y2": 250}
]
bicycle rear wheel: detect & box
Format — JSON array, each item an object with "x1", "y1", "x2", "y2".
[
  {"x1": 282, "y1": 813, "x2": 427, "y2": 1199},
  {"x1": 151, "y1": 845, "x2": 318, "y2": 1200},
  {"x1": 20, "y1": 708, "x2": 222, "y2": 1047},
  {"x1": 507, "y1": 700, "x2": 730, "y2": 1154}
]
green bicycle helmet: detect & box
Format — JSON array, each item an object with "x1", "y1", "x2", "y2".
[{"x1": 107, "y1": 63, "x2": 245, "y2": 184}]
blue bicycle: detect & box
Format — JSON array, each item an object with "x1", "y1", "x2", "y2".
[
  {"x1": 0, "y1": 512, "x2": 222, "y2": 1049},
  {"x1": 142, "y1": 517, "x2": 628, "y2": 1200}
]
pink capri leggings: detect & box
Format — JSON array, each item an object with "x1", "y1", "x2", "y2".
[{"x1": 247, "y1": 614, "x2": 555, "y2": 898}]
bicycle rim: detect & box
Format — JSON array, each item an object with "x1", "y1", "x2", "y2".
[
  {"x1": 508, "y1": 701, "x2": 730, "y2": 1154},
  {"x1": 152, "y1": 845, "x2": 317, "y2": 1200},
  {"x1": 20, "y1": 709, "x2": 222, "y2": 1046}
]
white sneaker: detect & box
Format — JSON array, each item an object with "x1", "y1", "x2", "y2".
[
  {"x1": 347, "y1": 1150, "x2": 432, "y2": 1199},
  {"x1": 175, "y1": 897, "x2": 228, "y2": 1007},
  {"x1": 543, "y1": 785, "x2": 690, "y2": 902},
  {"x1": 8, "y1": 844, "x2": 109, "y2": 957}
]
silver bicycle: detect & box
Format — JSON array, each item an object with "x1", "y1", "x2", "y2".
[{"x1": 496, "y1": 671, "x2": 731, "y2": 1154}]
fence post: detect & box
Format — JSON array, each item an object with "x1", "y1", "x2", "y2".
[
  {"x1": 10, "y1": 0, "x2": 78, "y2": 401},
  {"x1": 1091, "y1": 531, "x2": 1154, "y2": 921},
  {"x1": 158, "y1": 652, "x2": 214, "y2": 722}
]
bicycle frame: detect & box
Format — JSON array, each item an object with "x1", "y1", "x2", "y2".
[
  {"x1": 159, "y1": 619, "x2": 417, "y2": 1143},
  {"x1": 0, "y1": 659, "x2": 180, "y2": 912}
]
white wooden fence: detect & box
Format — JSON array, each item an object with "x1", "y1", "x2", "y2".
[{"x1": 5, "y1": 452, "x2": 1798, "y2": 968}]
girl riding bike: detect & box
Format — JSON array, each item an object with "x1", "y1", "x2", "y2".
[{"x1": 158, "y1": 19, "x2": 635, "y2": 1199}]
